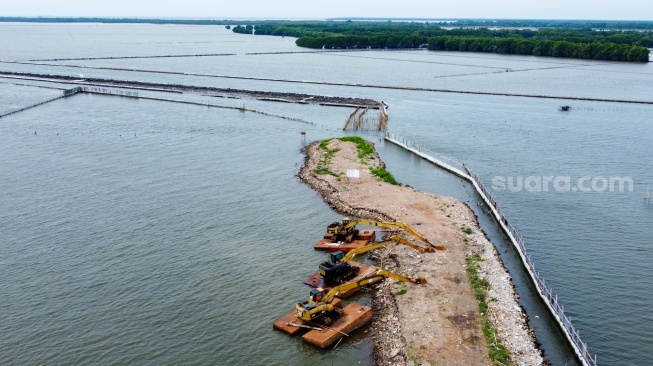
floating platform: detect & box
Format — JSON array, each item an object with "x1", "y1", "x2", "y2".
[
  {"x1": 314, "y1": 239, "x2": 369, "y2": 252},
  {"x1": 302, "y1": 304, "x2": 373, "y2": 348},
  {"x1": 273, "y1": 298, "x2": 343, "y2": 335},
  {"x1": 302, "y1": 261, "x2": 380, "y2": 298},
  {"x1": 314, "y1": 229, "x2": 376, "y2": 252}
]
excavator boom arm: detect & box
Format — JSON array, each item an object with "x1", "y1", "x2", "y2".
[
  {"x1": 296, "y1": 271, "x2": 426, "y2": 321},
  {"x1": 324, "y1": 269, "x2": 427, "y2": 302},
  {"x1": 345, "y1": 219, "x2": 438, "y2": 249},
  {"x1": 341, "y1": 242, "x2": 386, "y2": 262},
  {"x1": 386, "y1": 235, "x2": 435, "y2": 253},
  {"x1": 340, "y1": 235, "x2": 434, "y2": 264},
  {"x1": 323, "y1": 275, "x2": 387, "y2": 302},
  {"x1": 376, "y1": 269, "x2": 427, "y2": 285}
]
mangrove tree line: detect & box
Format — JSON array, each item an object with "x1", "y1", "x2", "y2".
[{"x1": 238, "y1": 21, "x2": 651, "y2": 62}]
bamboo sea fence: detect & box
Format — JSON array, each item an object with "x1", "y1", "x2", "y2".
[
  {"x1": 343, "y1": 104, "x2": 388, "y2": 131},
  {"x1": 385, "y1": 132, "x2": 598, "y2": 366}
]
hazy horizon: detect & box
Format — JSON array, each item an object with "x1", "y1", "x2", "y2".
[
  {"x1": 2, "y1": 1, "x2": 652, "y2": 22},
  {"x1": 2, "y1": 16, "x2": 653, "y2": 22}
]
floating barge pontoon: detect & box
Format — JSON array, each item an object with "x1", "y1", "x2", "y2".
[{"x1": 314, "y1": 229, "x2": 376, "y2": 252}]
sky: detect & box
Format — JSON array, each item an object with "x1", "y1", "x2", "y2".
[{"x1": 2, "y1": 0, "x2": 652, "y2": 21}]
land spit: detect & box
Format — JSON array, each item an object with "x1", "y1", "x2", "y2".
[{"x1": 298, "y1": 139, "x2": 544, "y2": 365}]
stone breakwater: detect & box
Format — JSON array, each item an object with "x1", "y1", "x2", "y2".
[
  {"x1": 298, "y1": 139, "x2": 544, "y2": 366},
  {"x1": 0, "y1": 71, "x2": 383, "y2": 108}
]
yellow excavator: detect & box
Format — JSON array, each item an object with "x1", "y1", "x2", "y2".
[
  {"x1": 296, "y1": 270, "x2": 426, "y2": 326},
  {"x1": 318, "y1": 235, "x2": 437, "y2": 285},
  {"x1": 326, "y1": 217, "x2": 442, "y2": 251}
]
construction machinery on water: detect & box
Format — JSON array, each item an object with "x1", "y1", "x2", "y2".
[
  {"x1": 274, "y1": 217, "x2": 439, "y2": 348},
  {"x1": 316, "y1": 217, "x2": 444, "y2": 252},
  {"x1": 296, "y1": 269, "x2": 426, "y2": 326},
  {"x1": 318, "y1": 234, "x2": 440, "y2": 285},
  {"x1": 274, "y1": 268, "x2": 427, "y2": 348}
]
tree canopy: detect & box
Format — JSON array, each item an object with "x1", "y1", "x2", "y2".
[
  {"x1": 427, "y1": 36, "x2": 649, "y2": 62},
  {"x1": 240, "y1": 21, "x2": 651, "y2": 62}
]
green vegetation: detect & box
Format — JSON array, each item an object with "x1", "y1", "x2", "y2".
[
  {"x1": 314, "y1": 141, "x2": 341, "y2": 180},
  {"x1": 466, "y1": 255, "x2": 512, "y2": 365},
  {"x1": 313, "y1": 166, "x2": 340, "y2": 178},
  {"x1": 428, "y1": 35, "x2": 650, "y2": 62},
  {"x1": 336, "y1": 136, "x2": 375, "y2": 160},
  {"x1": 463, "y1": 227, "x2": 473, "y2": 234},
  {"x1": 396, "y1": 289, "x2": 408, "y2": 296},
  {"x1": 232, "y1": 25, "x2": 254, "y2": 34},
  {"x1": 319, "y1": 137, "x2": 403, "y2": 186},
  {"x1": 326, "y1": 18, "x2": 653, "y2": 30},
  {"x1": 4, "y1": 17, "x2": 647, "y2": 61},
  {"x1": 320, "y1": 136, "x2": 374, "y2": 161},
  {"x1": 370, "y1": 167, "x2": 401, "y2": 185},
  {"x1": 238, "y1": 20, "x2": 651, "y2": 62},
  {"x1": 407, "y1": 349, "x2": 423, "y2": 366}
]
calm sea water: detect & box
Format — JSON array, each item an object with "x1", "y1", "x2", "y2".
[{"x1": 1, "y1": 23, "x2": 652, "y2": 365}]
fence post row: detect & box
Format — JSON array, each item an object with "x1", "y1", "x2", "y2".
[{"x1": 384, "y1": 133, "x2": 597, "y2": 366}]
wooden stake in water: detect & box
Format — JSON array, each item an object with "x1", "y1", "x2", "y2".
[{"x1": 343, "y1": 104, "x2": 388, "y2": 132}]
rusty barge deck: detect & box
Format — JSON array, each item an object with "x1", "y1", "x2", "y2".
[
  {"x1": 302, "y1": 261, "x2": 380, "y2": 298},
  {"x1": 313, "y1": 229, "x2": 376, "y2": 252},
  {"x1": 273, "y1": 298, "x2": 373, "y2": 349}
]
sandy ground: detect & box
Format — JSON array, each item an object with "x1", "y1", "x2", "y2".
[{"x1": 298, "y1": 139, "x2": 544, "y2": 366}]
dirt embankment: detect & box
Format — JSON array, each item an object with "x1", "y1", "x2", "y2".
[
  {"x1": 0, "y1": 71, "x2": 382, "y2": 108},
  {"x1": 298, "y1": 139, "x2": 544, "y2": 366}
]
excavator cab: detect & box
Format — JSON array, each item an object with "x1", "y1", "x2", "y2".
[
  {"x1": 326, "y1": 222, "x2": 340, "y2": 235},
  {"x1": 309, "y1": 288, "x2": 326, "y2": 303},
  {"x1": 326, "y1": 218, "x2": 358, "y2": 242},
  {"x1": 330, "y1": 251, "x2": 345, "y2": 264},
  {"x1": 297, "y1": 288, "x2": 327, "y2": 320},
  {"x1": 319, "y1": 251, "x2": 355, "y2": 283}
]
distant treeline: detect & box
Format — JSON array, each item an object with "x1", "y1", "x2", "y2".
[
  {"x1": 232, "y1": 25, "x2": 253, "y2": 34},
  {"x1": 1, "y1": 17, "x2": 649, "y2": 61},
  {"x1": 326, "y1": 18, "x2": 653, "y2": 30},
  {"x1": 244, "y1": 22, "x2": 651, "y2": 62},
  {"x1": 428, "y1": 36, "x2": 649, "y2": 62}
]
